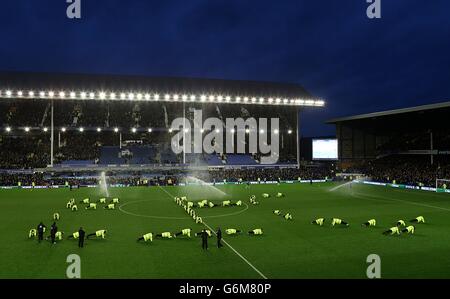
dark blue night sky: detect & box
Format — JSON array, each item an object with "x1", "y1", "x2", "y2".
[{"x1": 1, "y1": 0, "x2": 449, "y2": 136}]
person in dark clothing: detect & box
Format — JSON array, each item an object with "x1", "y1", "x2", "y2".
[
  {"x1": 78, "y1": 227, "x2": 85, "y2": 248},
  {"x1": 217, "y1": 228, "x2": 223, "y2": 248},
  {"x1": 201, "y1": 229, "x2": 208, "y2": 250},
  {"x1": 50, "y1": 222, "x2": 57, "y2": 244},
  {"x1": 37, "y1": 222, "x2": 46, "y2": 243}
]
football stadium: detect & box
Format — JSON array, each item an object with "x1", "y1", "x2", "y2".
[
  {"x1": 1, "y1": 72, "x2": 450, "y2": 279},
  {"x1": 1, "y1": 2, "x2": 450, "y2": 290}
]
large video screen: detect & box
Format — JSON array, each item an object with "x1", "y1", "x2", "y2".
[{"x1": 312, "y1": 139, "x2": 338, "y2": 160}]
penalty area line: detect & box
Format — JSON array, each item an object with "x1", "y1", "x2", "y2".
[{"x1": 157, "y1": 186, "x2": 268, "y2": 279}]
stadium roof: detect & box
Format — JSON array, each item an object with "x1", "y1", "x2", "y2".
[
  {"x1": 326, "y1": 101, "x2": 450, "y2": 124},
  {"x1": 0, "y1": 71, "x2": 324, "y2": 107}
]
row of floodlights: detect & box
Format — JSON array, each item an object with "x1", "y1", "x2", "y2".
[
  {"x1": 0, "y1": 89, "x2": 325, "y2": 107},
  {"x1": 3, "y1": 126, "x2": 294, "y2": 134}
]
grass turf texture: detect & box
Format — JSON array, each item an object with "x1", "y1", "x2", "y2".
[{"x1": 1, "y1": 182, "x2": 450, "y2": 279}]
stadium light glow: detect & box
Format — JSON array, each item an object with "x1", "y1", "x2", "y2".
[
  {"x1": 5, "y1": 127, "x2": 11, "y2": 132},
  {"x1": 131, "y1": 128, "x2": 137, "y2": 133},
  {"x1": 148, "y1": 128, "x2": 152, "y2": 132},
  {"x1": 0, "y1": 88, "x2": 325, "y2": 107},
  {"x1": 230, "y1": 129, "x2": 235, "y2": 133},
  {"x1": 79, "y1": 127, "x2": 84, "y2": 132},
  {"x1": 245, "y1": 128, "x2": 250, "y2": 133},
  {"x1": 200, "y1": 128, "x2": 205, "y2": 133},
  {"x1": 274, "y1": 129, "x2": 279, "y2": 134},
  {"x1": 61, "y1": 127, "x2": 66, "y2": 132},
  {"x1": 114, "y1": 127, "x2": 119, "y2": 133},
  {"x1": 184, "y1": 128, "x2": 189, "y2": 133},
  {"x1": 43, "y1": 127, "x2": 48, "y2": 132},
  {"x1": 260, "y1": 129, "x2": 265, "y2": 133},
  {"x1": 97, "y1": 127, "x2": 102, "y2": 132},
  {"x1": 215, "y1": 129, "x2": 220, "y2": 133},
  {"x1": 288, "y1": 129, "x2": 293, "y2": 134},
  {"x1": 169, "y1": 128, "x2": 173, "y2": 133},
  {"x1": 24, "y1": 127, "x2": 30, "y2": 132}
]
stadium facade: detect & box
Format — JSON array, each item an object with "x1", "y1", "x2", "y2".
[
  {"x1": 327, "y1": 101, "x2": 450, "y2": 164},
  {"x1": 0, "y1": 72, "x2": 325, "y2": 171}
]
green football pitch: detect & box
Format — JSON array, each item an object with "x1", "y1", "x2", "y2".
[{"x1": 1, "y1": 182, "x2": 450, "y2": 279}]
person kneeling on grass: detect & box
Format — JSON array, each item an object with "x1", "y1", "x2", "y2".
[
  {"x1": 222, "y1": 200, "x2": 231, "y2": 207},
  {"x1": 68, "y1": 231, "x2": 80, "y2": 239},
  {"x1": 331, "y1": 218, "x2": 349, "y2": 227},
  {"x1": 276, "y1": 192, "x2": 285, "y2": 198},
  {"x1": 112, "y1": 198, "x2": 120, "y2": 204},
  {"x1": 155, "y1": 232, "x2": 173, "y2": 239},
  {"x1": 312, "y1": 218, "x2": 325, "y2": 226},
  {"x1": 208, "y1": 202, "x2": 215, "y2": 208},
  {"x1": 29, "y1": 228, "x2": 37, "y2": 238},
  {"x1": 250, "y1": 198, "x2": 259, "y2": 205},
  {"x1": 383, "y1": 226, "x2": 400, "y2": 235},
  {"x1": 226, "y1": 229, "x2": 242, "y2": 235},
  {"x1": 53, "y1": 212, "x2": 60, "y2": 221},
  {"x1": 262, "y1": 193, "x2": 270, "y2": 198},
  {"x1": 362, "y1": 219, "x2": 376, "y2": 227},
  {"x1": 137, "y1": 233, "x2": 153, "y2": 242},
  {"x1": 248, "y1": 228, "x2": 263, "y2": 235},
  {"x1": 71, "y1": 204, "x2": 78, "y2": 211},
  {"x1": 87, "y1": 229, "x2": 107, "y2": 239},
  {"x1": 81, "y1": 198, "x2": 90, "y2": 204},
  {"x1": 402, "y1": 225, "x2": 415, "y2": 234},
  {"x1": 195, "y1": 230, "x2": 212, "y2": 237},
  {"x1": 273, "y1": 210, "x2": 281, "y2": 215},
  {"x1": 284, "y1": 213, "x2": 293, "y2": 220},
  {"x1": 104, "y1": 203, "x2": 115, "y2": 210},
  {"x1": 85, "y1": 203, "x2": 97, "y2": 210},
  {"x1": 175, "y1": 228, "x2": 191, "y2": 238},
  {"x1": 99, "y1": 198, "x2": 106, "y2": 204},
  {"x1": 231, "y1": 200, "x2": 242, "y2": 206},
  {"x1": 397, "y1": 220, "x2": 406, "y2": 227},
  {"x1": 47, "y1": 231, "x2": 64, "y2": 241},
  {"x1": 410, "y1": 216, "x2": 425, "y2": 223},
  {"x1": 66, "y1": 201, "x2": 74, "y2": 209},
  {"x1": 198, "y1": 201, "x2": 206, "y2": 208}
]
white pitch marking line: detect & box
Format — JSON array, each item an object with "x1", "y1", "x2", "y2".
[{"x1": 158, "y1": 186, "x2": 268, "y2": 279}]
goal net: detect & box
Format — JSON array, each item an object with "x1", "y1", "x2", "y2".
[{"x1": 436, "y1": 178, "x2": 450, "y2": 190}]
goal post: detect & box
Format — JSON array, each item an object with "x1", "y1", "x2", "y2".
[{"x1": 436, "y1": 178, "x2": 450, "y2": 190}]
